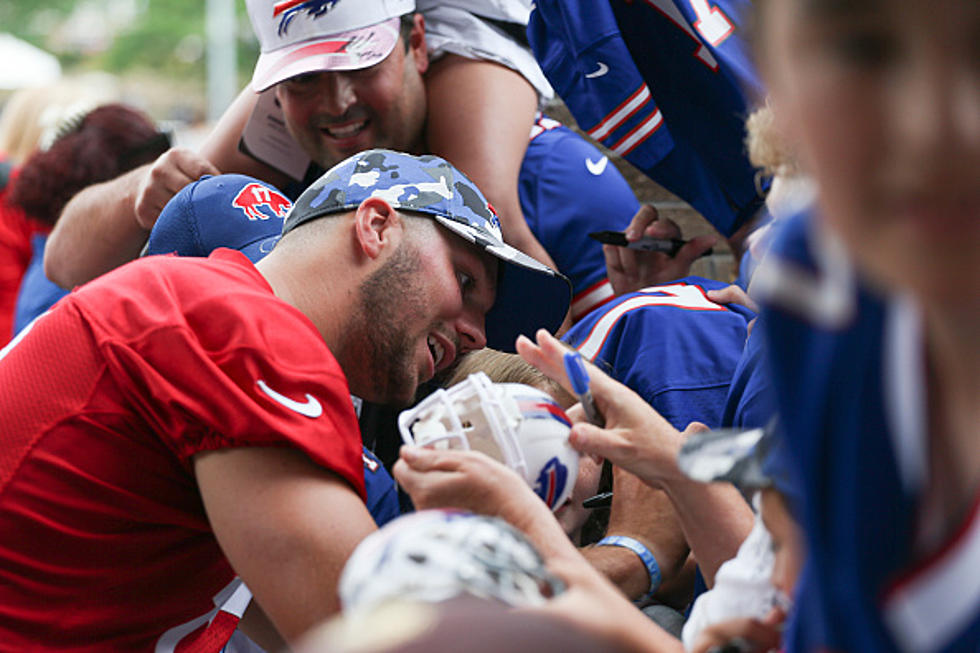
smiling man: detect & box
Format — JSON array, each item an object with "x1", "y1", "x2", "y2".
[
  {"x1": 47, "y1": 0, "x2": 641, "y2": 322},
  {"x1": 0, "y1": 149, "x2": 569, "y2": 650}
]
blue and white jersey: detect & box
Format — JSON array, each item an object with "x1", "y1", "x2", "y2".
[
  {"x1": 529, "y1": 0, "x2": 766, "y2": 237},
  {"x1": 520, "y1": 115, "x2": 640, "y2": 320},
  {"x1": 757, "y1": 210, "x2": 980, "y2": 653},
  {"x1": 563, "y1": 276, "x2": 753, "y2": 430}
]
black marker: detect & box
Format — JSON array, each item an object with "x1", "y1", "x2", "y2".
[{"x1": 589, "y1": 230, "x2": 714, "y2": 257}]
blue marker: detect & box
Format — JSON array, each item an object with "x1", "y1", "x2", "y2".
[{"x1": 563, "y1": 351, "x2": 605, "y2": 427}]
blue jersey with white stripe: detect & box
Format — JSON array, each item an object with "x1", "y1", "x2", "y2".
[
  {"x1": 529, "y1": 0, "x2": 766, "y2": 237},
  {"x1": 563, "y1": 276, "x2": 753, "y2": 430},
  {"x1": 520, "y1": 116, "x2": 640, "y2": 320},
  {"x1": 758, "y1": 211, "x2": 980, "y2": 653}
]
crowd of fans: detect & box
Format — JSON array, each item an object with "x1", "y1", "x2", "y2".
[{"x1": 0, "y1": 0, "x2": 976, "y2": 652}]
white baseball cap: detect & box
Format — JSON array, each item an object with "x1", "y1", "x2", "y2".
[{"x1": 246, "y1": 0, "x2": 417, "y2": 92}]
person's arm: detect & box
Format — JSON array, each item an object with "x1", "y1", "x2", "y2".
[
  {"x1": 425, "y1": 55, "x2": 572, "y2": 332},
  {"x1": 44, "y1": 150, "x2": 218, "y2": 287},
  {"x1": 197, "y1": 87, "x2": 293, "y2": 184},
  {"x1": 394, "y1": 446, "x2": 684, "y2": 653},
  {"x1": 45, "y1": 88, "x2": 289, "y2": 288},
  {"x1": 517, "y1": 330, "x2": 753, "y2": 586},
  {"x1": 426, "y1": 56, "x2": 550, "y2": 267},
  {"x1": 581, "y1": 465, "x2": 691, "y2": 603},
  {"x1": 194, "y1": 446, "x2": 377, "y2": 643}
]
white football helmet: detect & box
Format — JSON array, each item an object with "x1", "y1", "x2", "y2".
[
  {"x1": 339, "y1": 509, "x2": 564, "y2": 614},
  {"x1": 398, "y1": 372, "x2": 580, "y2": 511}
]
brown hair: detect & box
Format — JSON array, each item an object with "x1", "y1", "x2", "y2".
[{"x1": 8, "y1": 103, "x2": 169, "y2": 225}]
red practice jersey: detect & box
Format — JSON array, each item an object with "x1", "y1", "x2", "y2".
[{"x1": 0, "y1": 249, "x2": 365, "y2": 651}]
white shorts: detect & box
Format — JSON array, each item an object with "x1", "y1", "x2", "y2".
[{"x1": 419, "y1": 0, "x2": 554, "y2": 101}]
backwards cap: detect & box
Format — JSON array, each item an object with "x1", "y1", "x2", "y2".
[
  {"x1": 282, "y1": 149, "x2": 572, "y2": 352},
  {"x1": 246, "y1": 0, "x2": 416, "y2": 92}
]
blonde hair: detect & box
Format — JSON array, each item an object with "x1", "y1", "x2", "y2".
[
  {"x1": 0, "y1": 76, "x2": 121, "y2": 164},
  {"x1": 0, "y1": 87, "x2": 54, "y2": 163},
  {"x1": 744, "y1": 100, "x2": 799, "y2": 179},
  {"x1": 447, "y1": 349, "x2": 575, "y2": 408}
]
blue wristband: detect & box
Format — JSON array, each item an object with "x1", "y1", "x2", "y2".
[{"x1": 596, "y1": 535, "x2": 662, "y2": 600}]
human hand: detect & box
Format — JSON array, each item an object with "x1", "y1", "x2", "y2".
[
  {"x1": 706, "y1": 284, "x2": 759, "y2": 314},
  {"x1": 516, "y1": 330, "x2": 686, "y2": 488},
  {"x1": 691, "y1": 607, "x2": 786, "y2": 653},
  {"x1": 134, "y1": 148, "x2": 220, "y2": 230},
  {"x1": 393, "y1": 445, "x2": 556, "y2": 538},
  {"x1": 605, "y1": 205, "x2": 717, "y2": 295},
  {"x1": 706, "y1": 284, "x2": 758, "y2": 335}
]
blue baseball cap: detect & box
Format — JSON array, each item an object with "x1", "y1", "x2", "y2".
[
  {"x1": 283, "y1": 149, "x2": 572, "y2": 352},
  {"x1": 143, "y1": 174, "x2": 292, "y2": 263}
]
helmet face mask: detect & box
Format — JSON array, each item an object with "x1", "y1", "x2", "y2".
[{"x1": 398, "y1": 373, "x2": 580, "y2": 511}]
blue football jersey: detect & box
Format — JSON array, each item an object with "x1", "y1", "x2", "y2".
[
  {"x1": 720, "y1": 320, "x2": 775, "y2": 430},
  {"x1": 520, "y1": 115, "x2": 640, "y2": 320},
  {"x1": 563, "y1": 276, "x2": 753, "y2": 430},
  {"x1": 13, "y1": 234, "x2": 69, "y2": 334},
  {"x1": 529, "y1": 0, "x2": 766, "y2": 237},
  {"x1": 757, "y1": 210, "x2": 980, "y2": 653}
]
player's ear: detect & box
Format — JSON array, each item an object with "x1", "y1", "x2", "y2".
[
  {"x1": 408, "y1": 13, "x2": 429, "y2": 74},
  {"x1": 353, "y1": 197, "x2": 402, "y2": 259}
]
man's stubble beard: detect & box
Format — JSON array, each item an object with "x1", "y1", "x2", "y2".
[{"x1": 343, "y1": 242, "x2": 429, "y2": 407}]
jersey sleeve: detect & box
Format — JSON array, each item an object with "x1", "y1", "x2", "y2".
[{"x1": 78, "y1": 258, "x2": 365, "y2": 499}]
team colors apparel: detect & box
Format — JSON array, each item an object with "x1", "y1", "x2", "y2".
[
  {"x1": 757, "y1": 211, "x2": 980, "y2": 653},
  {"x1": 521, "y1": 115, "x2": 640, "y2": 320},
  {"x1": 0, "y1": 161, "x2": 47, "y2": 344},
  {"x1": 0, "y1": 249, "x2": 365, "y2": 651},
  {"x1": 13, "y1": 233, "x2": 69, "y2": 333},
  {"x1": 563, "y1": 276, "x2": 753, "y2": 430},
  {"x1": 529, "y1": 0, "x2": 765, "y2": 237}
]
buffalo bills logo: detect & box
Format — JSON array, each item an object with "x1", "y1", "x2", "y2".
[
  {"x1": 273, "y1": 0, "x2": 341, "y2": 36},
  {"x1": 517, "y1": 397, "x2": 572, "y2": 427},
  {"x1": 232, "y1": 183, "x2": 292, "y2": 221},
  {"x1": 534, "y1": 456, "x2": 569, "y2": 510}
]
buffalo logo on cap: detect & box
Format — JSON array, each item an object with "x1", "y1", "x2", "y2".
[
  {"x1": 273, "y1": 0, "x2": 341, "y2": 35},
  {"x1": 231, "y1": 183, "x2": 293, "y2": 221}
]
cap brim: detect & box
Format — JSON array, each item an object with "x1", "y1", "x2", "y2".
[
  {"x1": 251, "y1": 17, "x2": 401, "y2": 92},
  {"x1": 433, "y1": 216, "x2": 571, "y2": 352}
]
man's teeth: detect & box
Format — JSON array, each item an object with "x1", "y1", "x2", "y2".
[
  {"x1": 427, "y1": 336, "x2": 445, "y2": 367},
  {"x1": 325, "y1": 121, "x2": 366, "y2": 138}
]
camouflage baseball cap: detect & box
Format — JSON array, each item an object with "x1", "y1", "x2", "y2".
[{"x1": 283, "y1": 149, "x2": 571, "y2": 352}]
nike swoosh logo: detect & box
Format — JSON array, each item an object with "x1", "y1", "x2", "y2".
[
  {"x1": 585, "y1": 156, "x2": 608, "y2": 176},
  {"x1": 585, "y1": 62, "x2": 609, "y2": 79},
  {"x1": 256, "y1": 379, "x2": 323, "y2": 418}
]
